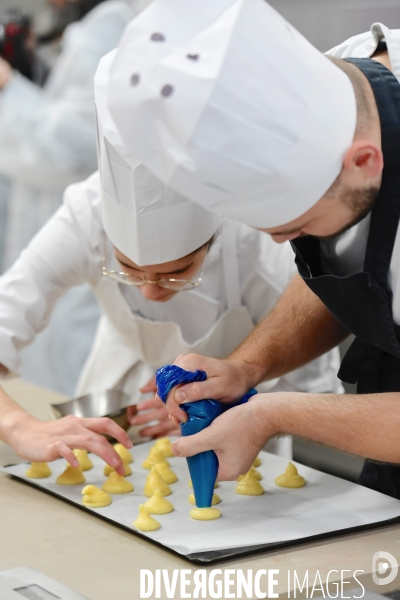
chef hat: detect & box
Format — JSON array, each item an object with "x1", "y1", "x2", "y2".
[
  {"x1": 107, "y1": 0, "x2": 357, "y2": 228},
  {"x1": 94, "y1": 49, "x2": 221, "y2": 266}
]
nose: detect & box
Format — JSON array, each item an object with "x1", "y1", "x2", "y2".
[{"x1": 140, "y1": 283, "x2": 164, "y2": 301}]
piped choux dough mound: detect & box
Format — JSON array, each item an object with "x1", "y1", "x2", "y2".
[
  {"x1": 190, "y1": 507, "x2": 221, "y2": 521},
  {"x1": 144, "y1": 467, "x2": 171, "y2": 497},
  {"x1": 104, "y1": 463, "x2": 132, "y2": 477},
  {"x1": 73, "y1": 449, "x2": 93, "y2": 472},
  {"x1": 26, "y1": 462, "x2": 52, "y2": 479},
  {"x1": 102, "y1": 471, "x2": 134, "y2": 494},
  {"x1": 144, "y1": 489, "x2": 174, "y2": 514},
  {"x1": 154, "y1": 437, "x2": 174, "y2": 458},
  {"x1": 155, "y1": 463, "x2": 178, "y2": 485},
  {"x1": 142, "y1": 448, "x2": 170, "y2": 470},
  {"x1": 113, "y1": 443, "x2": 133, "y2": 464},
  {"x1": 56, "y1": 465, "x2": 86, "y2": 486},
  {"x1": 275, "y1": 462, "x2": 306, "y2": 488},
  {"x1": 133, "y1": 504, "x2": 161, "y2": 532},
  {"x1": 189, "y1": 493, "x2": 221, "y2": 506},
  {"x1": 238, "y1": 467, "x2": 262, "y2": 482},
  {"x1": 235, "y1": 471, "x2": 264, "y2": 496},
  {"x1": 82, "y1": 485, "x2": 112, "y2": 508},
  {"x1": 188, "y1": 478, "x2": 218, "y2": 489},
  {"x1": 253, "y1": 456, "x2": 261, "y2": 468}
]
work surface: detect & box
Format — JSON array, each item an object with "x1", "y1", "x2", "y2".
[{"x1": 1, "y1": 379, "x2": 400, "y2": 599}]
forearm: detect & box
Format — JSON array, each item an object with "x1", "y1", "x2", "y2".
[
  {"x1": 268, "y1": 391, "x2": 400, "y2": 463},
  {"x1": 0, "y1": 384, "x2": 132, "y2": 471},
  {"x1": 230, "y1": 274, "x2": 349, "y2": 386},
  {"x1": 0, "y1": 386, "x2": 32, "y2": 446}
]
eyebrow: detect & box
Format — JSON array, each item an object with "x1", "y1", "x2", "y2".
[{"x1": 117, "y1": 258, "x2": 195, "y2": 276}]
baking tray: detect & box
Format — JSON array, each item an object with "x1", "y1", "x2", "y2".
[{"x1": 3, "y1": 441, "x2": 400, "y2": 564}]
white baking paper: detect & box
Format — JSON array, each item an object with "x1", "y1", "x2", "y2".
[{"x1": 3, "y1": 440, "x2": 400, "y2": 558}]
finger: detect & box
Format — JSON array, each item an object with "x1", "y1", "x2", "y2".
[
  {"x1": 135, "y1": 397, "x2": 160, "y2": 412},
  {"x1": 166, "y1": 398, "x2": 188, "y2": 423},
  {"x1": 173, "y1": 379, "x2": 227, "y2": 404},
  {"x1": 140, "y1": 377, "x2": 157, "y2": 393},
  {"x1": 171, "y1": 427, "x2": 216, "y2": 457},
  {"x1": 130, "y1": 406, "x2": 169, "y2": 426},
  {"x1": 174, "y1": 353, "x2": 211, "y2": 372},
  {"x1": 53, "y1": 441, "x2": 79, "y2": 467},
  {"x1": 139, "y1": 420, "x2": 180, "y2": 439},
  {"x1": 169, "y1": 415, "x2": 181, "y2": 427},
  {"x1": 81, "y1": 417, "x2": 133, "y2": 448},
  {"x1": 75, "y1": 434, "x2": 125, "y2": 475}
]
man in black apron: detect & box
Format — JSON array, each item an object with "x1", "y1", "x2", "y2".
[
  {"x1": 164, "y1": 49, "x2": 400, "y2": 499},
  {"x1": 290, "y1": 54, "x2": 400, "y2": 499}
]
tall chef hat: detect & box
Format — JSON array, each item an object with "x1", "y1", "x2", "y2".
[
  {"x1": 107, "y1": 0, "x2": 357, "y2": 228},
  {"x1": 95, "y1": 49, "x2": 221, "y2": 266}
]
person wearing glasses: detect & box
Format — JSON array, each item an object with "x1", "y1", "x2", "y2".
[{"x1": 0, "y1": 51, "x2": 342, "y2": 465}]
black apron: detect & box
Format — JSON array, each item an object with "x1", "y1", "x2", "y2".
[{"x1": 291, "y1": 58, "x2": 400, "y2": 499}]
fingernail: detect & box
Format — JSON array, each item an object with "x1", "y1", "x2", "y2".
[
  {"x1": 171, "y1": 443, "x2": 180, "y2": 457},
  {"x1": 175, "y1": 390, "x2": 186, "y2": 402},
  {"x1": 126, "y1": 440, "x2": 133, "y2": 448},
  {"x1": 112, "y1": 458, "x2": 120, "y2": 467}
]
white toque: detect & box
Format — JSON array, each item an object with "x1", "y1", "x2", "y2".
[
  {"x1": 107, "y1": 0, "x2": 357, "y2": 228},
  {"x1": 94, "y1": 49, "x2": 220, "y2": 266}
]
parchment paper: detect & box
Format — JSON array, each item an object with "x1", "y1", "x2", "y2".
[{"x1": 3, "y1": 440, "x2": 400, "y2": 559}]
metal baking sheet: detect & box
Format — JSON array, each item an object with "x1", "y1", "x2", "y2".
[{"x1": 3, "y1": 441, "x2": 400, "y2": 564}]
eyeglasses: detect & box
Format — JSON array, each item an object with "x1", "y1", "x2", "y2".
[{"x1": 101, "y1": 237, "x2": 209, "y2": 291}]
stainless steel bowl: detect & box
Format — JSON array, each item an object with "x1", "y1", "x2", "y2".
[{"x1": 51, "y1": 390, "x2": 134, "y2": 432}]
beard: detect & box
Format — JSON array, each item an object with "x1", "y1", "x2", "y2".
[{"x1": 313, "y1": 182, "x2": 380, "y2": 241}]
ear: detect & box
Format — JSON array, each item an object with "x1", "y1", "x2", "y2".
[{"x1": 343, "y1": 140, "x2": 383, "y2": 180}]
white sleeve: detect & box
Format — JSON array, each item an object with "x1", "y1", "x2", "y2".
[
  {"x1": 237, "y1": 224, "x2": 296, "y2": 324},
  {"x1": 0, "y1": 6, "x2": 131, "y2": 191},
  {"x1": 0, "y1": 175, "x2": 102, "y2": 376}
]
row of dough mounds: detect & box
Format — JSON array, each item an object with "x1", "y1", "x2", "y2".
[{"x1": 25, "y1": 438, "x2": 307, "y2": 531}]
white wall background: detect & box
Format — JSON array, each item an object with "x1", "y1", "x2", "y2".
[
  {"x1": 0, "y1": 0, "x2": 399, "y2": 48},
  {"x1": 268, "y1": 0, "x2": 400, "y2": 50}
]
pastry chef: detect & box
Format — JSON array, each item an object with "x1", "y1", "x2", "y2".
[
  {"x1": 0, "y1": 48, "x2": 342, "y2": 466},
  {"x1": 109, "y1": 0, "x2": 400, "y2": 498}
]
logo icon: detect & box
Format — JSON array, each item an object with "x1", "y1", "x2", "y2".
[{"x1": 372, "y1": 551, "x2": 398, "y2": 586}]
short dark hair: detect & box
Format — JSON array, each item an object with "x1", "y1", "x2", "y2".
[{"x1": 327, "y1": 56, "x2": 374, "y2": 137}]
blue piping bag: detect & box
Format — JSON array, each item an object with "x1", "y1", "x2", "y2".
[{"x1": 156, "y1": 365, "x2": 257, "y2": 509}]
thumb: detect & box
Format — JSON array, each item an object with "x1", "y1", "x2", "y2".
[
  {"x1": 173, "y1": 379, "x2": 221, "y2": 404},
  {"x1": 172, "y1": 429, "x2": 215, "y2": 458}
]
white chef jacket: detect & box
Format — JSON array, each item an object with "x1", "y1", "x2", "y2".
[
  {"x1": 322, "y1": 24, "x2": 400, "y2": 324},
  {"x1": 0, "y1": 172, "x2": 342, "y2": 396},
  {"x1": 0, "y1": 0, "x2": 136, "y2": 268}
]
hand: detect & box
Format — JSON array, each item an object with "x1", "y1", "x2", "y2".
[
  {"x1": 170, "y1": 395, "x2": 275, "y2": 480},
  {"x1": 7, "y1": 413, "x2": 132, "y2": 475},
  {"x1": 128, "y1": 377, "x2": 180, "y2": 438},
  {"x1": 0, "y1": 57, "x2": 13, "y2": 89},
  {"x1": 163, "y1": 354, "x2": 255, "y2": 424}
]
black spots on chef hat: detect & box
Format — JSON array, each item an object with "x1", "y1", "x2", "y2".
[
  {"x1": 130, "y1": 73, "x2": 140, "y2": 86},
  {"x1": 130, "y1": 34, "x2": 200, "y2": 98},
  {"x1": 161, "y1": 84, "x2": 174, "y2": 98},
  {"x1": 150, "y1": 32, "x2": 165, "y2": 42}
]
